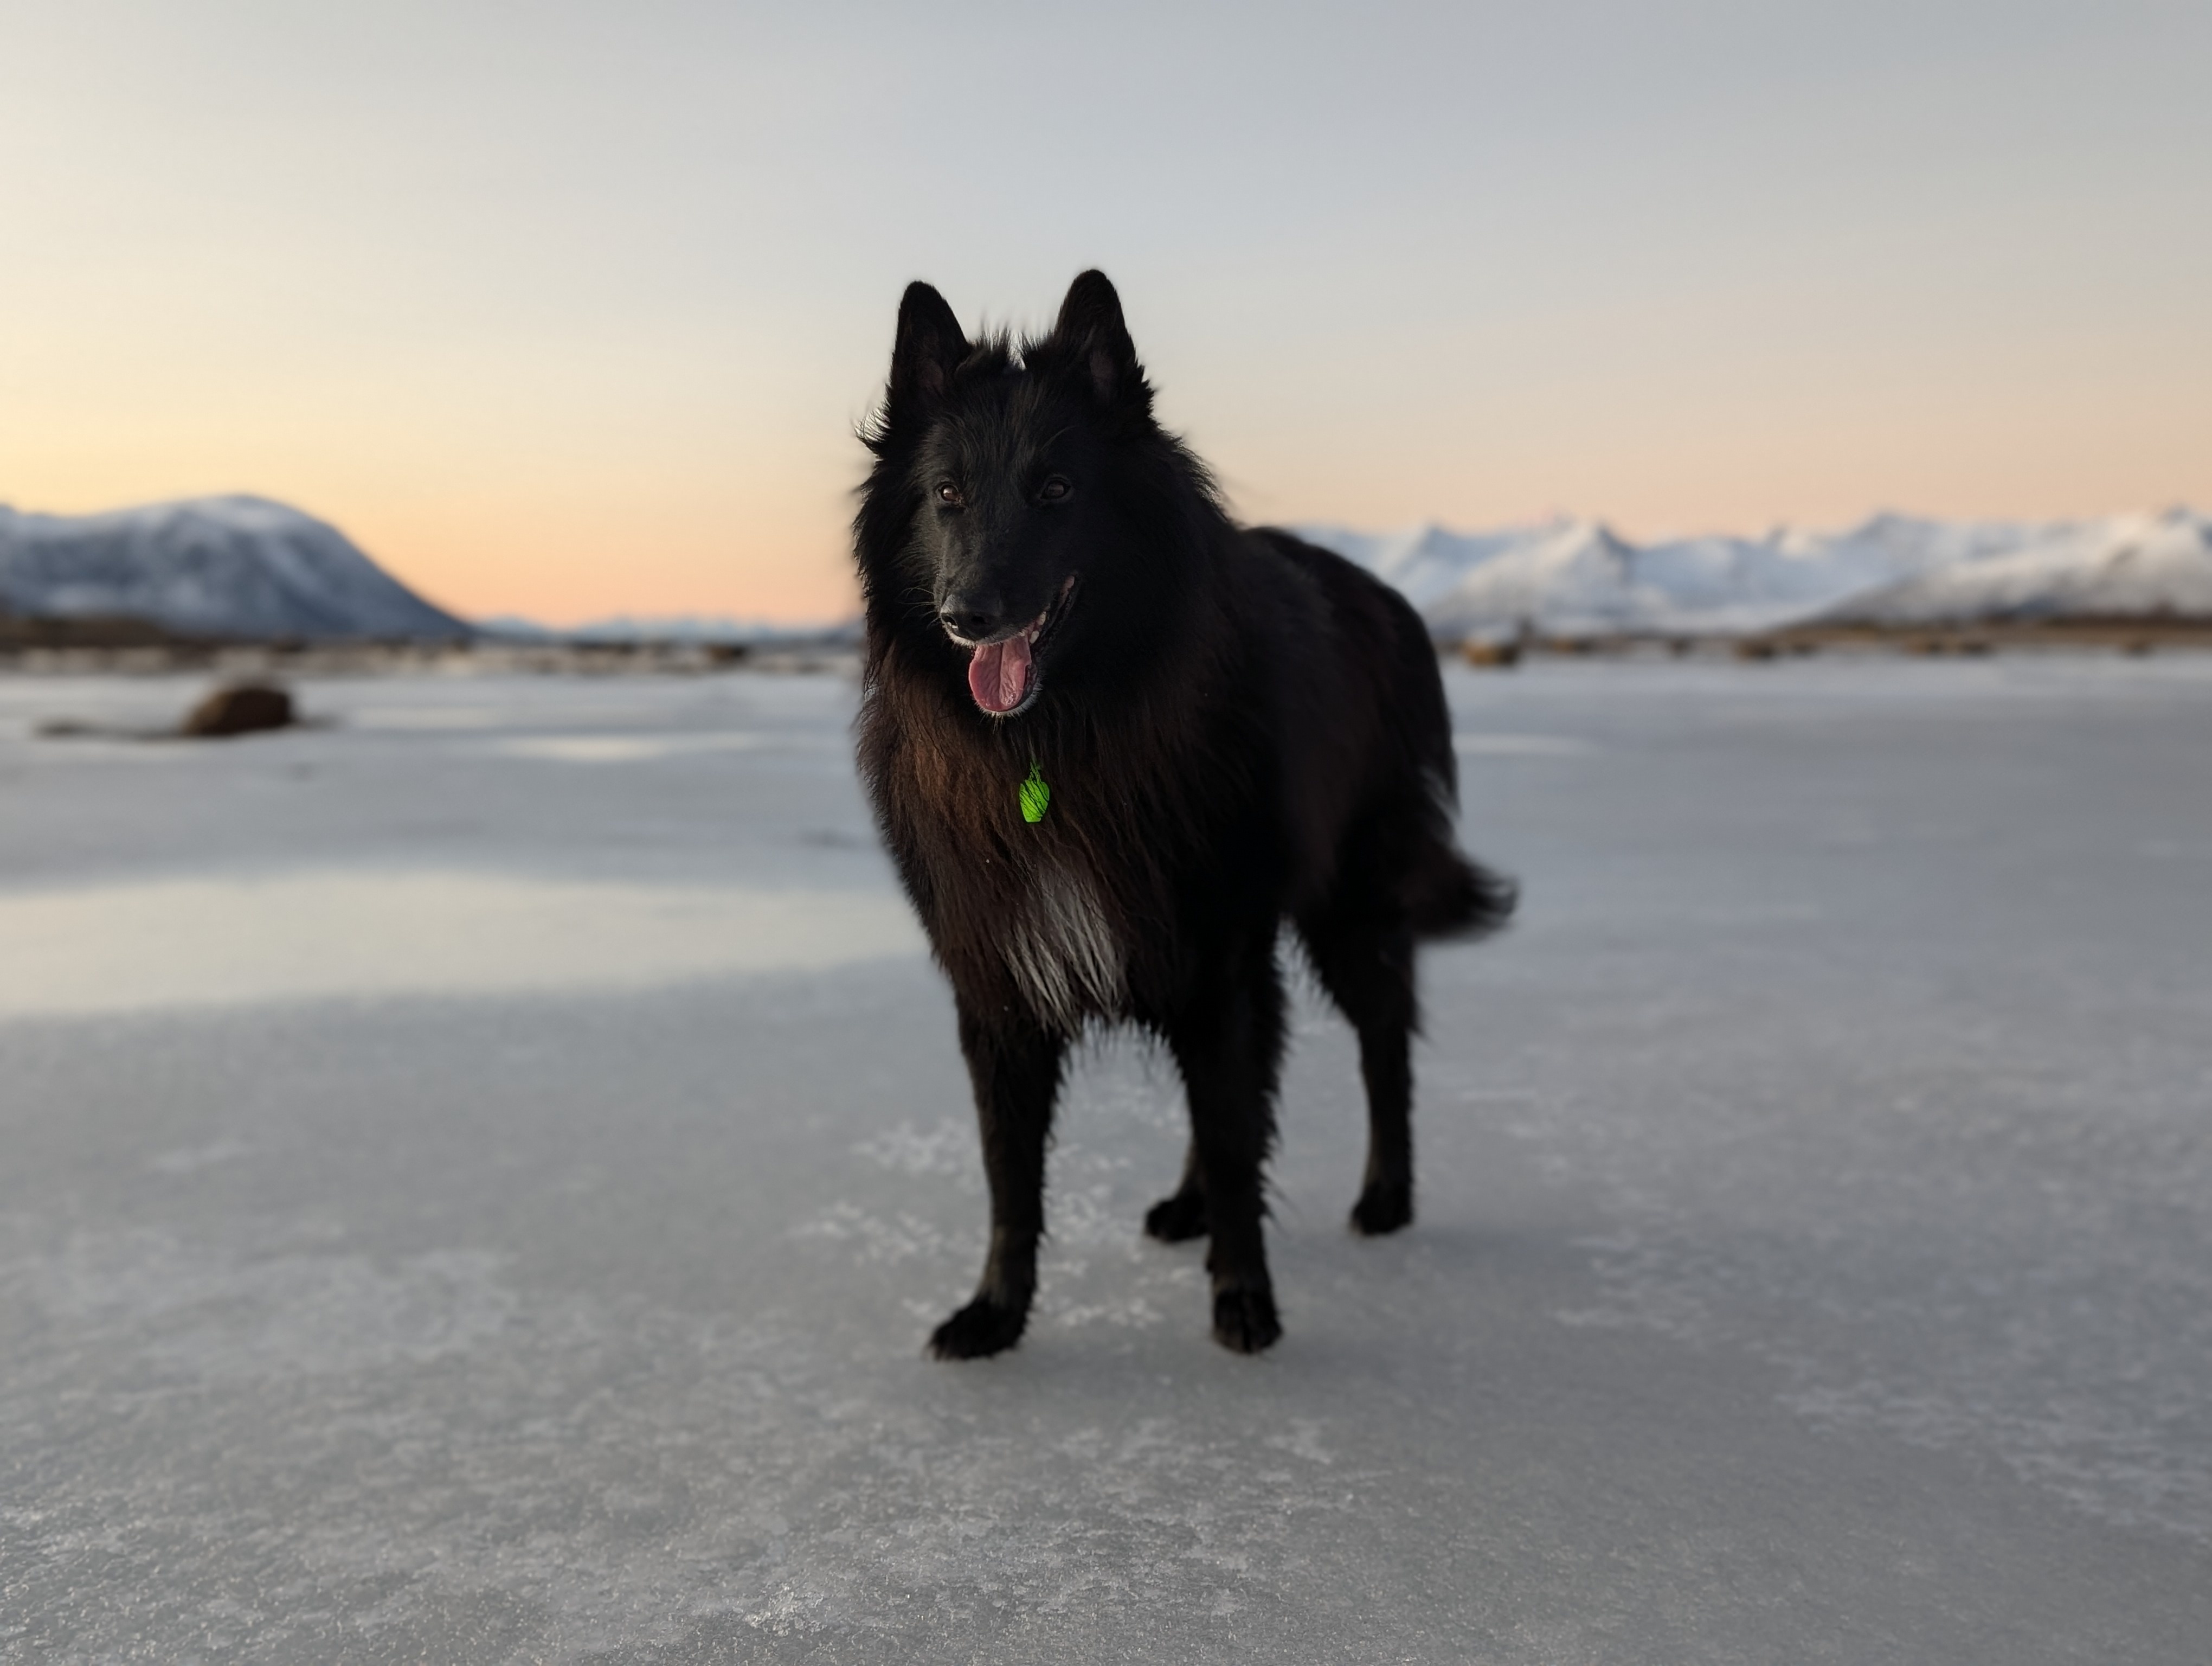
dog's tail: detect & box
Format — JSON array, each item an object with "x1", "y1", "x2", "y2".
[{"x1": 1403, "y1": 836, "x2": 1518, "y2": 942}]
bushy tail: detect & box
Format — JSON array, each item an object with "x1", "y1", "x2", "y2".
[{"x1": 1403, "y1": 837, "x2": 1518, "y2": 941}]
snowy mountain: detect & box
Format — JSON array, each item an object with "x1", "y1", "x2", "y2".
[
  {"x1": 0, "y1": 496, "x2": 470, "y2": 640},
  {"x1": 1298, "y1": 509, "x2": 2210, "y2": 638},
  {"x1": 1818, "y1": 509, "x2": 2212, "y2": 625}
]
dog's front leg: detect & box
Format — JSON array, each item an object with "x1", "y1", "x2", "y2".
[
  {"x1": 1142, "y1": 1141, "x2": 1210, "y2": 1242},
  {"x1": 1166, "y1": 941, "x2": 1287, "y2": 1354},
  {"x1": 929, "y1": 1003, "x2": 1065, "y2": 1360}
]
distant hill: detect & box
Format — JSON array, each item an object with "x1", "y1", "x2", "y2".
[
  {"x1": 1300, "y1": 509, "x2": 2212, "y2": 639},
  {"x1": 0, "y1": 496, "x2": 471, "y2": 640},
  {"x1": 481, "y1": 613, "x2": 863, "y2": 646}
]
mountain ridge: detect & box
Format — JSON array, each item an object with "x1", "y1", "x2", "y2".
[
  {"x1": 1297, "y1": 508, "x2": 2212, "y2": 638},
  {"x1": 9, "y1": 494, "x2": 2204, "y2": 647},
  {"x1": 0, "y1": 495, "x2": 471, "y2": 640}
]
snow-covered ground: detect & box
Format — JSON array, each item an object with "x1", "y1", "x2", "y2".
[{"x1": 3, "y1": 659, "x2": 2209, "y2": 1662}]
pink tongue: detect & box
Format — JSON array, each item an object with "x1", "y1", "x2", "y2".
[{"x1": 967, "y1": 632, "x2": 1033, "y2": 713}]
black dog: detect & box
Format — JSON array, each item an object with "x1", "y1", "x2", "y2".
[{"x1": 853, "y1": 271, "x2": 1513, "y2": 1357}]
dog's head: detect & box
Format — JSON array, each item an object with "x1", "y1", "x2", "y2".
[{"x1": 861, "y1": 270, "x2": 1180, "y2": 719}]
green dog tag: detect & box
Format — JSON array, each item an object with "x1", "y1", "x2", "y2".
[{"x1": 1019, "y1": 762, "x2": 1050, "y2": 824}]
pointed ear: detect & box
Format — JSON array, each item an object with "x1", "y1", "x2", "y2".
[
  {"x1": 1051, "y1": 269, "x2": 1142, "y2": 405},
  {"x1": 889, "y1": 281, "x2": 967, "y2": 411}
]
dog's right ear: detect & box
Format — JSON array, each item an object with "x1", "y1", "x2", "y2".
[{"x1": 888, "y1": 281, "x2": 967, "y2": 418}]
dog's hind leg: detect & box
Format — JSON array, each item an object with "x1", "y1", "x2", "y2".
[
  {"x1": 929, "y1": 1005, "x2": 1065, "y2": 1361},
  {"x1": 1163, "y1": 934, "x2": 1287, "y2": 1353},
  {"x1": 1301, "y1": 900, "x2": 1421, "y2": 1237}
]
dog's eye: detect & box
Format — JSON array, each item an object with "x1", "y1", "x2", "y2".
[
  {"x1": 1038, "y1": 477, "x2": 1071, "y2": 503},
  {"x1": 935, "y1": 481, "x2": 963, "y2": 508}
]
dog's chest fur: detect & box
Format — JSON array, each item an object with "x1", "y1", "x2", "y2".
[{"x1": 1000, "y1": 858, "x2": 1126, "y2": 1033}]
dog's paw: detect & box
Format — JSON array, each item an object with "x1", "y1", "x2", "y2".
[
  {"x1": 1349, "y1": 1180, "x2": 1413, "y2": 1237},
  {"x1": 927, "y1": 1297, "x2": 1028, "y2": 1361},
  {"x1": 1143, "y1": 1190, "x2": 1209, "y2": 1244},
  {"x1": 1210, "y1": 1286, "x2": 1282, "y2": 1355}
]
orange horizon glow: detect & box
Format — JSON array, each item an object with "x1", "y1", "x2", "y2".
[{"x1": 9, "y1": 460, "x2": 2209, "y2": 629}]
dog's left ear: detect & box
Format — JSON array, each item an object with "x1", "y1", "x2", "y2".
[
  {"x1": 889, "y1": 281, "x2": 968, "y2": 416},
  {"x1": 1052, "y1": 270, "x2": 1144, "y2": 407}
]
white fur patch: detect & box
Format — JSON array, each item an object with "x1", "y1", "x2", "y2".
[{"x1": 1003, "y1": 863, "x2": 1125, "y2": 1033}]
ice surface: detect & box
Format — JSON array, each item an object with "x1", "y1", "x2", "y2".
[
  {"x1": 3, "y1": 659, "x2": 2210, "y2": 1662},
  {"x1": 0, "y1": 871, "x2": 920, "y2": 1017}
]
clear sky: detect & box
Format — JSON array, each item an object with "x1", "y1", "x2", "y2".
[{"x1": 3, "y1": 1, "x2": 2206, "y2": 625}]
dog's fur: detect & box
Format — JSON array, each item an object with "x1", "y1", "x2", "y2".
[{"x1": 853, "y1": 271, "x2": 1514, "y2": 1357}]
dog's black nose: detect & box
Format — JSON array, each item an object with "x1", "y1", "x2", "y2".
[{"x1": 938, "y1": 594, "x2": 1005, "y2": 642}]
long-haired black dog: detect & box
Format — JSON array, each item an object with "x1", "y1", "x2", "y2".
[{"x1": 854, "y1": 270, "x2": 1514, "y2": 1357}]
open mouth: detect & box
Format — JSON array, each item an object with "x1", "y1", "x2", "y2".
[{"x1": 961, "y1": 576, "x2": 1076, "y2": 716}]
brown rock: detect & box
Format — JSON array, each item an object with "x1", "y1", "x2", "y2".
[
  {"x1": 1460, "y1": 639, "x2": 1522, "y2": 669},
  {"x1": 181, "y1": 683, "x2": 295, "y2": 738}
]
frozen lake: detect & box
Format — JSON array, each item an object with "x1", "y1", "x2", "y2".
[{"x1": 3, "y1": 656, "x2": 2208, "y2": 1662}]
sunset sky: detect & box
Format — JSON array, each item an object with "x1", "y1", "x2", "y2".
[{"x1": 3, "y1": 1, "x2": 2206, "y2": 626}]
